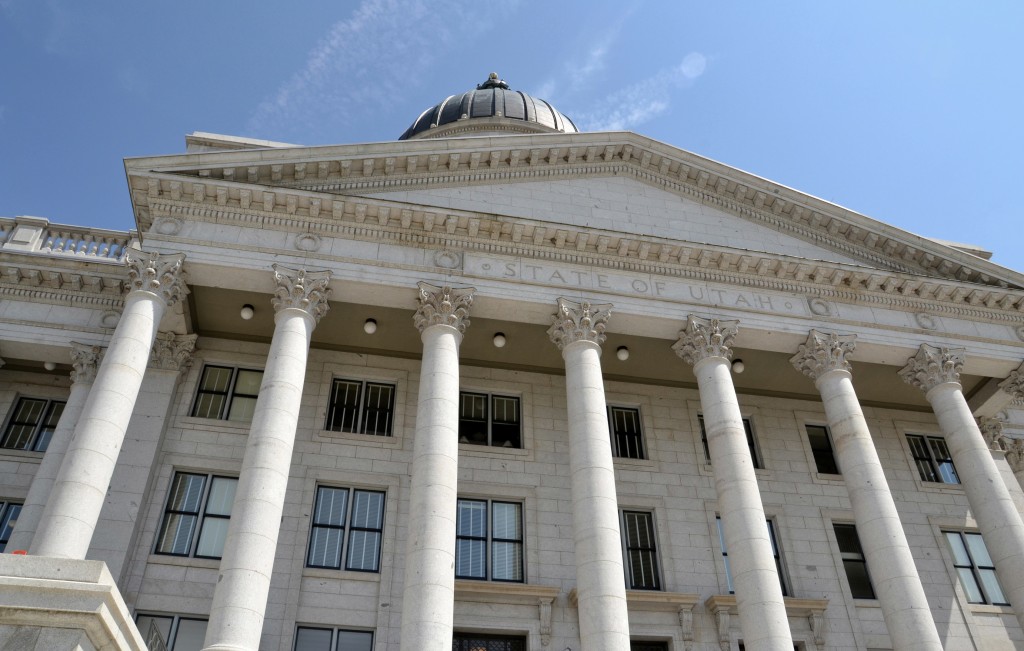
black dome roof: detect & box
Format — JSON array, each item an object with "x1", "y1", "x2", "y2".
[{"x1": 399, "y1": 73, "x2": 579, "y2": 140}]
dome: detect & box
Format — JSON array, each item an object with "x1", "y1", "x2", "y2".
[{"x1": 399, "y1": 73, "x2": 579, "y2": 140}]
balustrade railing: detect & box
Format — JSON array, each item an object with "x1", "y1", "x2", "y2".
[{"x1": 1, "y1": 217, "x2": 132, "y2": 262}]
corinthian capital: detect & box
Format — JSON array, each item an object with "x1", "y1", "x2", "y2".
[
  {"x1": 1005, "y1": 437, "x2": 1024, "y2": 473},
  {"x1": 69, "y1": 342, "x2": 104, "y2": 385},
  {"x1": 271, "y1": 264, "x2": 332, "y2": 322},
  {"x1": 125, "y1": 249, "x2": 188, "y2": 306},
  {"x1": 978, "y1": 417, "x2": 1007, "y2": 452},
  {"x1": 898, "y1": 344, "x2": 964, "y2": 393},
  {"x1": 672, "y1": 315, "x2": 738, "y2": 366},
  {"x1": 546, "y1": 298, "x2": 612, "y2": 350},
  {"x1": 790, "y1": 330, "x2": 857, "y2": 380},
  {"x1": 998, "y1": 361, "x2": 1024, "y2": 401},
  {"x1": 150, "y1": 333, "x2": 198, "y2": 373},
  {"x1": 413, "y1": 282, "x2": 475, "y2": 334}
]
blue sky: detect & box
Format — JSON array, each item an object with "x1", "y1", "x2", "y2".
[{"x1": 2, "y1": 1, "x2": 1022, "y2": 272}]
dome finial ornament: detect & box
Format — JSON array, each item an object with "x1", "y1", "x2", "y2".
[{"x1": 477, "y1": 72, "x2": 509, "y2": 90}]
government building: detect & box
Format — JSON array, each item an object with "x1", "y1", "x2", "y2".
[{"x1": 3, "y1": 73, "x2": 1024, "y2": 651}]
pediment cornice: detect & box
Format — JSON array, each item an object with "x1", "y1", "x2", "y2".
[
  {"x1": 135, "y1": 184, "x2": 1024, "y2": 326},
  {"x1": 0, "y1": 255, "x2": 126, "y2": 310},
  {"x1": 126, "y1": 131, "x2": 1022, "y2": 291}
]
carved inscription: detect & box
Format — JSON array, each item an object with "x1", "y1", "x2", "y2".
[{"x1": 465, "y1": 254, "x2": 809, "y2": 316}]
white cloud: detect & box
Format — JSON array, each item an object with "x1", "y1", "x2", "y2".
[
  {"x1": 246, "y1": 0, "x2": 513, "y2": 140},
  {"x1": 573, "y1": 52, "x2": 707, "y2": 132}
]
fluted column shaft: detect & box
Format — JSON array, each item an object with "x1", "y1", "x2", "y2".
[
  {"x1": 31, "y1": 250, "x2": 186, "y2": 558},
  {"x1": 902, "y1": 346, "x2": 1024, "y2": 630},
  {"x1": 7, "y1": 344, "x2": 103, "y2": 553},
  {"x1": 675, "y1": 316, "x2": 791, "y2": 651},
  {"x1": 399, "y1": 283, "x2": 474, "y2": 651},
  {"x1": 792, "y1": 331, "x2": 941, "y2": 650},
  {"x1": 203, "y1": 266, "x2": 330, "y2": 651},
  {"x1": 549, "y1": 298, "x2": 630, "y2": 651}
]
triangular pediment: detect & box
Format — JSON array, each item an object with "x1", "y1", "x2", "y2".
[
  {"x1": 126, "y1": 130, "x2": 1024, "y2": 290},
  {"x1": 359, "y1": 176, "x2": 865, "y2": 266}
]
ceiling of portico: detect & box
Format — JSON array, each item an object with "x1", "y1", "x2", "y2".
[{"x1": 191, "y1": 286, "x2": 985, "y2": 411}]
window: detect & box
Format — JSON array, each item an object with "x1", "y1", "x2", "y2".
[
  {"x1": 717, "y1": 516, "x2": 788, "y2": 596},
  {"x1": 191, "y1": 366, "x2": 263, "y2": 422},
  {"x1": 833, "y1": 524, "x2": 874, "y2": 599},
  {"x1": 806, "y1": 425, "x2": 839, "y2": 474},
  {"x1": 455, "y1": 499, "x2": 523, "y2": 582},
  {"x1": 0, "y1": 500, "x2": 22, "y2": 553},
  {"x1": 294, "y1": 627, "x2": 373, "y2": 651},
  {"x1": 699, "y1": 415, "x2": 761, "y2": 468},
  {"x1": 907, "y1": 434, "x2": 959, "y2": 484},
  {"x1": 459, "y1": 392, "x2": 521, "y2": 448},
  {"x1": 609, "y1": 406, "x2": 645, "y2": 459},
  {"x1": 944, "y1": 531, "x2": 1008, "y2": 605},
  {"x1": 1, "y1": 397, "x2": 65, "y2": 452},
  {"x1": 631, "y1": 644, "x2": 669, "y2": 651},
  {"x1": 136, "y1": 614, "x2": 207, "y2": 651},
  {"x1": 326, "y1": 379, "x2": 396, "y2": 436},
  {"x1": 306, "y1": 486, "x2": 385, "y2": 572},
  {"x1": 452, "y1": 633, "x2": 526, "y2": 651},
  {"x1": 621, "y1": 511, "x2": 661, "y2": 590},
  {"x1": 155, "y1": 473, "x2": 237, "y2": 559}
]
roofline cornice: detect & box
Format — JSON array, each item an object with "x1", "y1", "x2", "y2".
[{"x1": 124, "y1": 131, "x2": 1022, "y2": 291}]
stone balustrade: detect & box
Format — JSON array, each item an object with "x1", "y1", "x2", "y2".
[{"x1": 1, "y1": 216, "x2": 133, "y2": 262}]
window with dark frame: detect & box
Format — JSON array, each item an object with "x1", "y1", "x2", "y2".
[
  {"x1": 944, "y1": 531, "x2": 1008, "y2": 605},
  {"x1": 0, "y1": 500, "x2": 22, "y2": 553},
  {"x1": 609, "y1": 406, "x2": 645, "y2": 459},
  {"x1": 833, "y1": 523, "x2": 875, "y2": 599},
  {"x1": 806, "y1": 425, "x2": 840, "y2": 474},
  {"x1": 452, "y1": 633, "x2": 526, "y2": 651},
  {"x1": 907, "y1": 434, "x2": 959, "y2": 484},
  {"x1": 458, "y1": 392, "x2": 521, "y2": 448},
  {"x1": 716, "y1": 516, "x2": 788, "y2": 596},
  {"x1": 191, "y1": 366, "x2": 263, "y2": 422},
  {"x1": 306, "y1": 486, "x2": 385, "y2": 572},
  {"x1": 1, "y1": 397, "x2": 65, "y2": 452},
  {"x1": 294, "y1": 626, "x2": 373, "y2": 651},
  {"x1": 621, "y1": 510, "x2": 661, "y2": 590},
  {"x1": 155, "y1": 473, "x2": 237, "y2": 559},
  {"x1": 135, "y1": 614, "x2": 208, "y2": 651},
  {"x1": 699, "y1": 415, "x2": 761, "y2": 468},
  {"x1": 631, "y1": 643, "x2": 669, "y2": 651},
  {"x1": 455, "y1": 498, "x2": 523, "y2": 582},
  {"x1": 326, "y1": 379, "x2": 396, "y2": 436}
]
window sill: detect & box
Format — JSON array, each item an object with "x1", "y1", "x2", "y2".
[
  {"x1": 177, "y1": 416, "x2": 253, "y2": 432},
  {"x1": 459, "y1": 443, "x2": 529, "y2": 458},
  {"x1": 813, "y1": 472, "x2": 844, "y2": 483},
  {"x1": 613, "y1": 456, "x2": 657, "y2": 469},
  {"x1": 0, "y1": 448, "x2": 44, "y2": 461},
  {"x1": 566, "y1": 588, "x2": 700, "y2": 611},
  {"x1": 147, "y1": 554, "x2": 220, "y2": 570},
  {"x1": 315, "y1": 429, "x2": 401, "y2": 447},
  {"x1": 968, "y1": 603, "x2": 1014, "y2": 615},
  {"x1": 704, "y1": 594, "x2": 829, "y2": 618},
  {"x1": 455, "y1": 580, "x2": 559, "y2": 604},
  {"x1": 852, "y1": 599, "x2": 881, "y2": 608},
  {"x1": 302, "y1": 567, "x2": 382, "y2": 582}
]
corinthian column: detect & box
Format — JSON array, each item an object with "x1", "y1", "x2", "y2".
[
  {"x1": 399, "y1": 283, "x2": 474, "y2": 651},
  {"x1": 7, "y1": 343, "x2": 104, "y2": 553},
  {"x1": 791, "y1": 331, "x2": 941, "y2": 650},
  {"x1": 900, "y1": 345, "x2": 1024, "y2": 629},
  {"x1": 203, "y1": 266, "x2": 330, "y2": 651},
  {"x1": 31, "y1": 249, "x2": 186, "y2": 558},
  {"x1": 548, "y1": 298, "x2": 630, "y2": 651},
  {"x1": 673, "y1": 315, "x2": 792, "y2": 651}
]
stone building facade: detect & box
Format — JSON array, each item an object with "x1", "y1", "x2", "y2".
[{"x1": 3, "y1": 76, "x2": 1024, "y2": 651}]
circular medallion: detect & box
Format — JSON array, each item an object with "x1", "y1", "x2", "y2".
[
  {"x1": 100, "y1": 311, "x2": 121, "y2": 328},
  {"x1": 434, "y1": 250, "x2": 462, "y2": 270},
  {"x1": 807, "y1": 298, "x2": 832, "y2": 317},
  {"x1": 154, "y1": 217, "x2": 183, "y2": 236},
  {"x1": 295, "y1": 233, "x2": 322, "y2": 252},
  {"x1": 915, "y1": 313, "x2": 938, "y2": 330}
]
